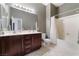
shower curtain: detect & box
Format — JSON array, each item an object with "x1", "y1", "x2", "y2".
[{"x1": 50, "y1": 16, "x2": 57, "y2": 44}]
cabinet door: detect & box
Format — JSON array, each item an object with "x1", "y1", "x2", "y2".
[
  {"x1": 4, "y1": 36, "x2": 22, "y2": 56},
  {"x1": 0, "y1": 39, "x2": 3, "y2": 55},
  {"x1": 32, "y1": 34, "x2": 41, "y2": 50},
  {"x1": 1, "y1": 37, "x2": 10, "y2": 56},
  {"x1": 0, "y1": 39, "x2": 1, "y2": 55}
]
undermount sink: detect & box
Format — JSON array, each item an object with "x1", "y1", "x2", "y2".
[{"x1": 2, "y1": 31, "x2": 14, "y2": 35}]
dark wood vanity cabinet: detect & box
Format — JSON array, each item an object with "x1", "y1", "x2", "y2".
[
  {"x1": 22, "y1": 34, "x2": 42, "y2": 55},
  {"x1": 0, "y1": 36, "x2": 22, "y2": 56},
  {"x1": 32, "y1": 34, "x2": 41, "y2": 51},
  {"x1": 0, "y1": 39, "x2": 3, "y2": 55},
  {"x1": 0, "y1": 33, "x2": 42, "y2": 56}
]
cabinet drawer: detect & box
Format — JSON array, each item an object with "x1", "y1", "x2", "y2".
[
  {"x1": 23, "y1": 38, "x2": 31, "y2": 41},
  {"x1": 23, "y1": 38, "x2": 31, "y2": 45},
  {"x1": 24, "y1": 48, "x2": 31, "y2": 53},
  {"x1": 32, "y1": 34, "x2": 41, "y2": 39},
  {"x1": 24, "y1": 44, "x2": 31, "y2": 54},
  {"x1": 23, "y1": 35, "x2": 31, "y2": 39},
  {"x1": 24, "y1": 41, "x2": 31, "y2": 45},
  {"x1": 24, "y1": 45, "x2": 31, "y2": 49}
]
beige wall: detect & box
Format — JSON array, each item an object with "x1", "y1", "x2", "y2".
[
  {"x1": 58, "y1": 3, "x2": 79, "y2": 17},
  {"x1": 55, "y1": 18, "x2": 65, "y2": 39}
]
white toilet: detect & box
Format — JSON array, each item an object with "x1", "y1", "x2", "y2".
[{"x1": 42, "y1": 33, "x2": 52, "y2": 45}]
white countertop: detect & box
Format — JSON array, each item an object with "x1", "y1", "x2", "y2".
[{"x1": 0, "y1": 30, "x2": 41, "y2": 37}]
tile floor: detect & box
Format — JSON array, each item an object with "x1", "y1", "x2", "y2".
[{"x1": 26, "y1": 39, "x2": 79, "y2": 56}]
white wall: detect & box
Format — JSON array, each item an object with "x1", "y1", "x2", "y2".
[{"x1": 60, "y1": 14, "x2": 79, "y2": 44}]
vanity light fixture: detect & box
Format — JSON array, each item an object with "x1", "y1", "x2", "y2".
[{"x1": 13, "y1": 4, "x2": 36, "y2": 14}]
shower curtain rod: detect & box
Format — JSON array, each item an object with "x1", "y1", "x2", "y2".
[{"x1": 55, "y1": 7, "x2": 79, "y2": 16}]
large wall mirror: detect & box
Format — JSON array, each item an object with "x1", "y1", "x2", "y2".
[
  {"x1": 0, "y1": 4, "x2": 10, "y2": 33},
  {"x1": 0, "y1": 3, "x2": 38, "y2": 33}
]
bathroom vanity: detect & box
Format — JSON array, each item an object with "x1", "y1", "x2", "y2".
[
  {"x1": 0, "y1": 31, "x2": 42, "y2": 56},
  {"x1": 0, "y1": 4, "x2": 41, "y2": 56}
]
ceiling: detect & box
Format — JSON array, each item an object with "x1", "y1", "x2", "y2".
[
  {"x1": 42, "y1": 3, "x2": 64, "y2": 7},
  {"x1": 53, "y1": 3, "x2": 64, "y2": 7}
]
